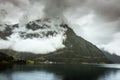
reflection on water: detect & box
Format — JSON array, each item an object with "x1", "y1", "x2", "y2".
[
  {"x1": 0, "y1": 64, "x2": 120, "y2": 80},
  {"x1": 0, "y1": 71, "x2": 62, "y2": 80},
  {"x1": 99, "y1": 70, "x2": 120, "y2": 80}
]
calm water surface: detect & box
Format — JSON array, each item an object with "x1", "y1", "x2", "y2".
[{"x1": 0, "y1": 64, "x2": 120, "y2": 80}]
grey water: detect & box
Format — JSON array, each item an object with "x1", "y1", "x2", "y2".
[{"x1": 0, "y1": 64, "x2": 120, "y2": 80}]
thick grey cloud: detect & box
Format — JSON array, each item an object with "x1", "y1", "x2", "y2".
[
  {"x1": 1, "y1": 0, "x2": 120, "y2": 22},
  {"x1": 0, "y1": 0, "x2": 44, "y2": 24},
  {"x1": 92, "y1": 0, "x2": 120, "y2": 21},
  {"x1": 0, "y1": 0, "x2": 29, "y2": 7},
  {"x1": 43, "y1": 0, "x2": 68, "y2": 18}
]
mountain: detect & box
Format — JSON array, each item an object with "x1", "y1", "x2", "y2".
[
  {"x1": 102, "y1": 50, "x2": 120, "y2": 63},
  {"x1": 0, "y1": 18, "x2": 111, "y2": 63}
]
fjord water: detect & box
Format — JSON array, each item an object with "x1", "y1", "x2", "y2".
[{"x1": 0, "y1": 64, "x2": 120, "y2": 80}]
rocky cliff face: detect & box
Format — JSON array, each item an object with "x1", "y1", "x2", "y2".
[{"x1": 0, "y1": 18, "x2": 110, "y2": 63}]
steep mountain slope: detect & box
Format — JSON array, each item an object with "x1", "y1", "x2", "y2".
[
  {"x1": 0, "y1": 18, "x2": 110, "y2": 63},
  {"x1": 33, "y1": 24, "x2": 110, "y2": 63}
]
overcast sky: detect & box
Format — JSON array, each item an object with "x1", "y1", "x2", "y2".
[{"x1": 0, "y1": 0, "x2": 120, "y2": 55}]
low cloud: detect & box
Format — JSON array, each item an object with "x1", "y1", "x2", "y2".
[
  {"x1": 0, "y1": 18, "x2": 66, "y2": 54},
  {"x1": 0, "y1": 29, "x2": 66, "y2": 54}
]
